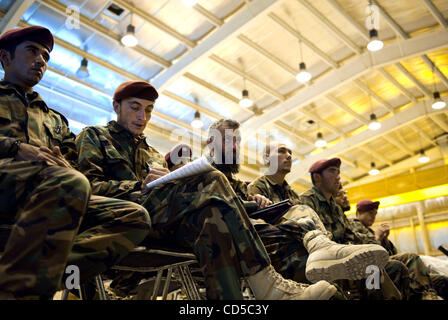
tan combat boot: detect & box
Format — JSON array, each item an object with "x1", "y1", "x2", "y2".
[
  {"x1": 247, "y1": 265, "x2": 337, "y2": 300},
  {"x1": 304, "y1": 230, "x2": 389, "y2": 283}
]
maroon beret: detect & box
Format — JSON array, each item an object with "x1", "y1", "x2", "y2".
[
  {"x1": 113, "y1": 81, "x2": 158, "y2": 102},
  {"x1": 309, "y1": 158, "x2": 341, "y2": 174},
  {"x1": 165, "y1": 144, "x2": 192, "y2": 168},
  {"x1": 0, "y1": 26, "x2": 54, "y2": 52},
  {"x1": 356, "y1": 199, "x2": 380, "y2": 212}
]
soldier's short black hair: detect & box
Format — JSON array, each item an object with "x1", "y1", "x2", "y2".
[{"x1": 0, "y1": 41, "x2": 18, "y2": 69}]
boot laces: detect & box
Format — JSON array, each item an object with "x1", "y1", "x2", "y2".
[{"x1": 267, "y1": 266, "x2": 307, "y2": 292}]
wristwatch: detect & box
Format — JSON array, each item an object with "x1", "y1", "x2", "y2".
[{"x1": 10, "y1": 139, "x2": 22, "y2": 157}]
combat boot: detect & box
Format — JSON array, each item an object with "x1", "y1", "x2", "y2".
[
  {"x1": 304, "y1": 230, "x2": 389, "y2": 283},
  {"x1": 247, "y1": 265, "x2": 337, "y2": 300}
]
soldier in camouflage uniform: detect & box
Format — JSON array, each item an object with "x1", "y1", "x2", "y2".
[
  {"x1": 208, "y1": 120, "x2": 388, "y2": 288},
  {"x1": 299, "y1": 158, "x2": 415, "y2": 299},
  {"x1": 76, "y1": 81, "x2": 338, "y2": 300},
  {"x1": 351, "y1": 199, "x2": 448, "y2": 300},
  {"x1": 0, "y1": 26, "x2": 150, "y2": 299}
]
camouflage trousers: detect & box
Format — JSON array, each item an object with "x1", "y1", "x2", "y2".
[
  {"x1": 334, "y1": 259, "x2": 410, "y2": 300},
  {"x1": 391, "y1": 252, "x2": 435, "y2": 299},
  {"x1": 139, "y1": 170, "x2": 270, "y2": 300},
  {"x1": 0, "y1": 159, "x2": 150, "y2": 298}
]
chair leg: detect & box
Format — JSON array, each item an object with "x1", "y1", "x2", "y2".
[
  {"x1": 161, "y1": 267, "x2": 174, "y2": 300},
  {"x1": 151, "y1": 269, "x2": 164, "y2": 300},
  {"x1": 95, "y1": 275, "x2": 108, "y2": 300},
  {"x1": 184, "y1": 265, "x2": 201, "y2": 300},
  {"x1": 61, "y1": 289, "x2": 69, "y2": 300}
]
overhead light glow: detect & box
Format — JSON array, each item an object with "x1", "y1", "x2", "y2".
[
  {"x1": 367, "y1": 29, "x2": 383, "y2": 52},
  {"x1": 296, "y1": 62, "x2": 312, "y2": 83},
  {"x1": 121, "y1": 24, "x2": 138, "y2": 47},
  {"x1": 239, "y1": 89, "x2": 253, "y2": 108}
]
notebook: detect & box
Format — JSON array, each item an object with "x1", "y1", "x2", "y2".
[{"x1": 145, "y1": 155, "x2": 215, "y2": 190}]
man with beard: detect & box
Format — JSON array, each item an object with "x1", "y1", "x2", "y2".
[
  {"x1": 76, "y1": 82, "x2": 339, "y2": 300},
  {"x1": 207, "y1": 119, "x2": 389, "y2": 287}
]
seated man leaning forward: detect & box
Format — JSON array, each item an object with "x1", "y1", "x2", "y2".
[
  {"x1": 349, "y1": 199, "x2": 448, "y2": 300},
  {"x1": 207, "y1": 120, "x2": 389, "y2": 285},
  {"x1": 0, "y1": 26, "x2": 150, "y2": 299},
  {"x1": 75, "y1": 80, "x2": 337, "y2": 300}
]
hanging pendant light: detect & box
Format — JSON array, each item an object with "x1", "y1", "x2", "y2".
[
  {"x1": 368, "y1": 113, "x2": 381, "y2": 130},
  {"x1": 369, "y1": 162, "x2": 379, "y2": 176},
  {"x1": 418, "y1": 150, "x2": 430, "y2": 164},
  {"x1": 239, "y1": 89, "x2": 253, "y2": 108},
  {"x1": 190, "y1": 110, "x2": 203, "y2": 129},
  {"x1": 432, "y1": 91, "x2": 446, "y2": 110},
  {"x1": 76, "y1": 58, "x2": 89, "y2": 78},
  {"x1": 296, "y1": 62, "x2": 312, "y2": 83},
  {"x1": 367, "y1": 28, "x2": 383, "y2": 52},
  {"x1": 315, "y1": 132, "x2": 327, "y2": 148},
  {"x1": 296, "y1": 38, "x2": 312, "y2": 83},
  {"x1": 121, "y1": 23, "x2": 138, "y2": 47}
]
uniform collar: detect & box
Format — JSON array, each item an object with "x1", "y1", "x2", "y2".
[
  {"x1": 312, "y1": 185, "x2": 334, "y2": 203},
  {"x1": 265, "y1": 175, "x2": 289, "y2": 189},
  {"x1": 0, "y1": 80, "x2": 49, "y2": 112},
  {"x1": 107, "y1": 120, "x2": 147, "y2": 143}
]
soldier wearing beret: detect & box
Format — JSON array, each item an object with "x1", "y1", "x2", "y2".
[
  {"x1": 207, "y1": 121, "x2": 396, "y2": 297},
  {"x1": 351, "y1": 199, "x2": 448, "y2": 300},
  {"x1": 0, "y1": 26, "x2": 150, "y2": 299},
  {"x1": 76, "y1": 83, "x2": 346, "y2": 300},
  {"x1": 165, "y1": 143, "x2": 192, "y2": 171}
]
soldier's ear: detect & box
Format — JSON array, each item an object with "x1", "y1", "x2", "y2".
[
  {"x1": 113, "y1": 100, "x2": 121, "y2": 115},
  {"x1": 0, "y1": 49, "x2": 11, "y2": 68}
]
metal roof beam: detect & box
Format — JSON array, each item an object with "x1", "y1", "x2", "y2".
[
  {"x1": 38, "y1": 0, "x2": 171, "y2": 68},
  {"x1": 295, "y1": 0, "x2": 361, "y2": 54},
  {"x1": 422, "y1": 0, "x2": 448, "y2": 29},
  {"x1": 241, "y1": 30, "x2": 448, "y2": 138},
  {"x1": 0, "y1": 0, "x2": 33, "y2": 33},
  {"x1": 152, "y1": 0, "x2": 282, "y2": 90},
  {"x1": 268, "y1": 12, "x2": 338, "y2": 69},
  {"x1": 286, "y1": 100, "x2": 442, "y2": 183}
]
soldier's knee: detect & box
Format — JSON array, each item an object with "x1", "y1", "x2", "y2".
[
  {"x1": 126, "y1": 201, "x2": 152, "y2": 230},
  {"x1": 55, "y1": 168, "x2": 91, "y2": 200}
]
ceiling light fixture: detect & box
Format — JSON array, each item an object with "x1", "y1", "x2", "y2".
[
  {"x1": 296, "y1": 62, "x2": 312, "y2": 83},
  {"x1": 418, "y1": 150, "x2": 430, "y2": 164},
  {"x1": 121, "y1": 15, "x2": 138, "y2": 48},
  {"x1": 190, "y1": 110, "x2": 203, "y2": 129},
  {"x1": 367, "y1": 28, "x2": 383, "y2": 52},
  {"x1": 432, "y1": 91, "x2": 446, "y2": 110},
  {"x1": 239, "y1": 89, "x2": 253, "y2": 108},
  {"x1": 76, "y1": 58, "x2": 89, "y2": 78},
  {"x1": 369, "y1": 162, "x2": 379, "y2": 176},
  {"x1": 315, "y1": 132, "x2": 327, "y2": 148},
  {"x1": 368, "y1": 113, "x2": 381, "y2": 130},
  {"x1": 296, "y1": 38, "x2": 312, "y2": 83}
]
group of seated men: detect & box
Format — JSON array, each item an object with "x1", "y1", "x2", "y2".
[{"x1": 0, "y1": 25, "x2": 446, "y2": 300}]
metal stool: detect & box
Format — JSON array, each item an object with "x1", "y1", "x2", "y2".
[
  {"x1": 61, "y1": 246, "x2": 202, "y2": 300},
  {"x1": 108, "y1": 246, "x2": 201, "y2": 300}
]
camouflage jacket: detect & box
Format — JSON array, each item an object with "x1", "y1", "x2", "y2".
[
  {"x1": 247, "y1": 175, "x2": 301, "y2": 205},
  {"x1": 0, "y1": 81, "x2": 77, "y2": 165},
  {"x1": 76, "y1": 120, "x2": 167, "y2": 200},
  {"x1": 227, "y1": 175, "x2": 250, "y2": 201},
  {"x1": 350, "y1": 218, "x2": 398, "y2": 255},
  {"x1": 299, "y1": 186, "x2": 363, "y2": 244}
]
